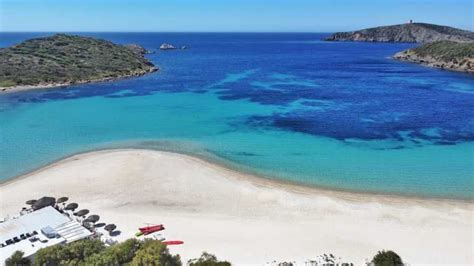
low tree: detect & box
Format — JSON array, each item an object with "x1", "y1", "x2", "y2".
[
  {"x1": 65, "y1": 238, "x2": 106, "y2": 263},
  {"x1": 188, "y1": 252, "x2": 231, "y2": 266},
  {"x1": 34, "y1": 239, "x2": 105, "y2": 265},
  {"x1": 5, "y1": 251, "x2": 31, "y2": 266},
  {"x1": 372, "y1": 250, "x2": 403, "y2": 266},
  {"x1": 84, "y1": 239, "x2": 140, "y2": 265},
  {"x1": 34, "y1": 244, "x2": 66, "y2": 266},
  {"x1": 130, "y1": 239, "x2": 181, "y2": 266}
]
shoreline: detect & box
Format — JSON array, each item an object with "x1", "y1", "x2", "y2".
[
  {"x1": 2, "y1": 148, "x2": 472, "y2": 204},
  {"x1": 393, "y1": 51, "x2": 474, "y2": 74},
  {"x1": 1, "y1": 149, "x2": 473, "y2": 264},
  {"x1": 394, "y1": 56, "x2": 474, "y2": 74},
  {"x1": 0, "y1": 67, "x2": 158, "y2": 94}
]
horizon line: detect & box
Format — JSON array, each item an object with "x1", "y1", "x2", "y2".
[
  {"x1": 2, "y1": 21, "x2": 473, "y2": 34},
  {"x1": 0, "y1": 31, "x2": 335, "y2": 34}
]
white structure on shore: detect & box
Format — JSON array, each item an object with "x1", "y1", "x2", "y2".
[{"x1": 0, "y1": 206, "x2": 92, "y2": 265}]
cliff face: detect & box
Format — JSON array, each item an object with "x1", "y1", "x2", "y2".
[
  {"x1": 394, "y1": 41, "x2": 474, "y2": 73},
  {"x1": 0, "y1": 34, "x2": 156, "y2": 89},
  {"x1": 326, "y1": 23, "x2": 474, "y2": 43}
]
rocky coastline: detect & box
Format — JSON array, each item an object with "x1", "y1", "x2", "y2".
[
  {"x1": 393, "y1": 41, "x2": 474, "y2": 73},
  {"x1": 0, "y1": 67, "x2": 158, "y2": 93}
]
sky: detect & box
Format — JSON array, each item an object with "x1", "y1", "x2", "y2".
[{"x1": 0, "y1": 0, "x2": 472, "y2": 32}]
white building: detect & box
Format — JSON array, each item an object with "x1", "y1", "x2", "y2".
[{"x1": 0, "y1": 206, "x2": 92, "y2": 265}]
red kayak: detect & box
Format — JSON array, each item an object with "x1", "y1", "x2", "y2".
[
  {"x1": 139, "y1": 224, "x2": 164, "y2": 235},
  {"x1": 162, "y1": 240, "x2": 184, "y2": 245}
]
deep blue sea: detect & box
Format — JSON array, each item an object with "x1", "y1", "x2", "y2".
[{"x1": 0, "y1": 33, "x2": 473, "y2": 199}]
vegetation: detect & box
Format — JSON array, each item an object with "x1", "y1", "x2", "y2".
[
  {"x1": 0, "y1": 34, "x2": 155, "y2": 88},
  {"x1": 32, "y1": 238, "x2": 180, "y2": 266},
  {"x1": 5, "y1": 251, "x2": 31, "y2": 266},
  {"x1": 6, "y1": 240, "x2": 406, "y2": 266},
  {"x1": 409, "y1": 41, "x2": 474, "y2": 61},
  {"x1": 83, "y1": 239, "x2": 140, "y2": 265},
  {"x1": 34, "y1": 238, "x2": 105, "y2": 265},
  {"x1": 129, "y1": 239, "x2": 181, "y2": 266},
  {"x1": 188, "y1": 252, "x2": 231, "y2": 266},
  {"x1": 371, "y1": 250, "x2": 403, "y2": 266}
]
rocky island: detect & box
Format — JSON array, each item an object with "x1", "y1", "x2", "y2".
[
  {"x1": 0, "y1": 34, "x2": 157, "y2": 92},
  {"x1": 159, "y1": 43, "x2": 176, "y2": 50},
  {"x1": 394, "y1": 41, "x2": 474, "y2": 73},
  {"x1": 325, "y1": 22, "x2": 474, "y2": 43}
]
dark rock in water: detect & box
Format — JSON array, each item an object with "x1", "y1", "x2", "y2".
[
  {"x1": 160, "y1": 43, "x2": 176, "y2": 50},
  {"x1": 325, "y1": 22, "x2": 474, "y2": 43},
  {"x1": 394, "y1": 41, "x2": 474, "y2": 73},
  {"x1": 0, "y1": 34, "x2": 157, "y2": 90}
]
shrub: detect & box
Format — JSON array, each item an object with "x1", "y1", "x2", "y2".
[
  {"x1": 34, "y1": 239, "x2": 105, "y2": 265},
  {"x1": 130, "y1": 239, "x2": 181, "y2": 266},
  {"x1": 188, "y1": 252, "x2": 231, "y2": 266},
  {"x1": 372, "y1": 250, "x2": 403, "y2": 266},
  {"x1": 84, "y1": 238, "x2": 140, "y2": 265},
  {"x1": 5, "y1": 251, "x2": 31, "y2": 266}
]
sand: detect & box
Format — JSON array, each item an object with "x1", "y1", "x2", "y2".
[{"x1": 0, "y1": 149, "x2": 472, "y2": 265}]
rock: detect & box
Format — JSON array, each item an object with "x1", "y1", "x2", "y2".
[
  {"x1": 124, "y1": 44, "x2": 148, "y2": 55},
  {"x1": 160, "y1": 43, "x2": 176, "y2": 50}
]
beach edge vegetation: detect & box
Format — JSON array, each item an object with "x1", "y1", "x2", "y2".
[{"x1": 5, "y1": 238, "x2": 404, "y2": 266}]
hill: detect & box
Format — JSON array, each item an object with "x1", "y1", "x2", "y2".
[
  {"x1": 0, "y1": 34, "x2": 157, "y2": 91},
  {"x1": 394, "y1": 41, "x2": 474, "y2": 73},
  {"x1": 325, "y1": 23, "x2": 474, "y2": 43}
]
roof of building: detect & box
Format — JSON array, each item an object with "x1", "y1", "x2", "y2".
[{"x1": 0, "y1": 206, "x2": 92, "y2": 264}]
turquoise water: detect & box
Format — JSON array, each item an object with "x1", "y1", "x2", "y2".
[{"x1": 1, "y1": 33, "x2": 473, "y2": 199}]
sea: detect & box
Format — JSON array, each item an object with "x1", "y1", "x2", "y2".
[{"x1": 0, "y1": 32, "x2": 473, "y2": 199}]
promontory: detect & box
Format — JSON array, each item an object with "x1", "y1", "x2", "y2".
[
  {"x1": 325, "y1": 23, "x2": 474, "y2": 43},
  {"x1": 0, "y1": 34, "x2": 157, "y2": 92},
  {"x1": 394, "y1": 41, "x2": 474, "y2": 73}
]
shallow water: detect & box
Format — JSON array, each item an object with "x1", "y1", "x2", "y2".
[{"x1": 1, "y1": 33, "x2": 473, "y2": 198}]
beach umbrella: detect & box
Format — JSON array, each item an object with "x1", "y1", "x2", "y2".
[
  {"x1": 95, "y1": 223, "x2": 106, "y2": 228},
  {"x1": 32, "y1": 197, "x2": 56, "y2": 211},
  {"x1": 57, "y1": 197, "x2": 69, "y2": 204},
  {"x1": 25, "y1": 199, "x2": 37, "y2": 205},
  {"x1": 65, "y1": 203, "x2": 78, "y2": 211},
  {"x1": 84, "y1": 215, "x2": 100, "y2": 223},
  {"x1": 104, "y1": 224, "x2": 116, "y2": 232},
  {"x1": 74, "y1": 209, "x2": 89, "y2": 217}
]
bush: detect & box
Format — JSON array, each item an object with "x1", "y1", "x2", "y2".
[
  {"x1": 5, "y1": 251, "x2": 31, "y2": 266},
  {"x1": 34, "y1": 239, "x2": 105, "y2": 265},
  {"x1": 130, "y1": 239, "x2": 181, "y2": 266},
  {"x1": 188, "y1": 252, "x2": 231, "y2": 266},
  {"x1": 84, "y1": 239, "x2": 140, "y2": 265},
  {"x1": 372, "y1": 250, "x2": 403, "y2": 266},
  {"x1": 33, "y1": 238, "x2": 180, "y2": 266}
]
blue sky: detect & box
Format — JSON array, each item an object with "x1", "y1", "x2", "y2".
[{"x1": 1, "y1": 0, "x2": 472, "y2": 32}]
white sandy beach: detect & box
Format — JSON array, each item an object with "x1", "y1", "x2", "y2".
[{"x1": 0, "y1": 149, "x2": 472, "y2": 265}]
